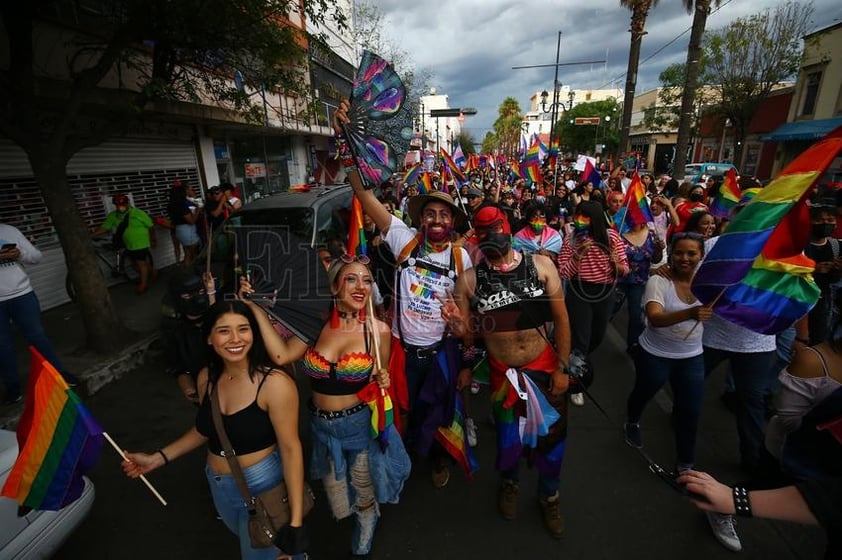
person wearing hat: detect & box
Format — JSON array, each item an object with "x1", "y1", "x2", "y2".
[
  {"x1": 446, "y1": 205, "x2": 572, "y2": 539},
  {"x1": 333, "y1": 101, "x2": 473, "y2": 489}
]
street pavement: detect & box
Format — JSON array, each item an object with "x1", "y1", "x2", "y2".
[{"x1": 51, "y1": 311, "x2": 826, "y2": 559}]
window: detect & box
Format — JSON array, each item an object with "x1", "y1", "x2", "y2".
[{"x1": 800, "y1": 70, "x2": 822, "y2": 116}]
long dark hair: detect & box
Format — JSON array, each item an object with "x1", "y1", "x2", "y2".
[
  {"x1": 202, "y1": 300, "x2": 272, "y2": 384},
  {"x1": 167, "y1": 183, "x2": 188, "y2": 220},
  {"x1": 576, "y1": 200, "x2": 610, "y2": 253}
]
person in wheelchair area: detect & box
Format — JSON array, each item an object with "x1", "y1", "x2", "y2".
[{"x1": 91, "y1": 193, "x2": 156, "y2": 294}]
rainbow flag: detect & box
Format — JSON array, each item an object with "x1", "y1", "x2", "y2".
[
  {"x1": 346, "y1": 194, "x2": 368, "y2": 257},
  {"x1": 691, "y1": 127, "x2": 842, "y2": 334},
  {"x1": 2, "y1": 348, "x2": 103, "y2": 510},
  {"x1": 710, "y1": 167, "x2": 741, "y2": 218},
  {"x1": 521, "y1": 161, "x2": 542, "y2": 185},
  {"x1": 739, "y1": 187, "x2": 762, "y2": 206},
  {"x1": 525, "y1": 138, "x2": 541, "y2": 165},
  {"x1": 419, "y1": 172, "x2": 433, "y2": 194},
  {"x1": 548, "y1": 141, "x2": 559, "y2": 170},
  {"x1": 614, "y1": 172, "x2": 654, "y2": 234},
  {"x1": 440, "y1": 148, "x2": 466, "y2": 182},
  {"x1": 356, "y1": 382, "x2": 396, "y2": 450},
  {"x1": 509, "y1": 160, "x2": 522, "y2": 179},
  {"x1": 434, "y1": 391, "x2": 480, "y2": 480},
  {"x1": 402, "y1": 163, "x2": 422, "y2": 186}
]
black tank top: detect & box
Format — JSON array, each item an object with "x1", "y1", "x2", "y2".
[
  {"x1": 471, "y1": 253, "x2": 552, "y2": 332},
  {"x1": 195, "y1": 373, "x2": 277, "y2": 456}
]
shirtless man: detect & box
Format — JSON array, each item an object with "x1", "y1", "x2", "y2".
[{"x1": 445, "y1": 205, "x2": 572, "y2": 539}]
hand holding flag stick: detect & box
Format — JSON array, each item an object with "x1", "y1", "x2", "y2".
[{"x1": 103, "y1": 432, "x2": 168, "y2": 506}]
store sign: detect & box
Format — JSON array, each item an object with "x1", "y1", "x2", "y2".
[{"x1": 244, "y1": 163, "x2": 266, "y2": 178}]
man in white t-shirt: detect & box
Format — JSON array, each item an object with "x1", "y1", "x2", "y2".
[{"x1": 334, "y1": 102, "x2": 473, "y2": 489}]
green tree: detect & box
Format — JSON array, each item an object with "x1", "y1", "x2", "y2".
[
  {"x1": 456, "y1": 130, "x2": 477, "y2": 154},
  {"x1": 556, "y1": 99, "x2": 621, "y2": 155},
  {"x1": 0, "y1": 1, "x2": 346, "y2": 352},
  {"x1": 672, "y1": 0, "x2": 721, "y2": 178},
  {"x1": 618, "y1": 0, "x2": 660, "y2": 156},
  {"x1": 701, "y1": 1, "x2": 812, "y2": 165},
  {"x1": 493, "y1": 97, "x2": 523, "y2": 157},
  {"x1": 481, "y1": 131, "x2": 498, "y2": 154}
]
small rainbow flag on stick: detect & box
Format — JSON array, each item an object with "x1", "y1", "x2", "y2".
[
  {"x1": 615, "y1": 172, "x2": 654, "y2": 234},
  {"x1": 347, "y1": 194, "x2": 368, "y2": 257},
  {"x1": 1, "y1": 348, "x2": 104, "y2": 510},
  {"x1": 419, "y1": 171, "x2": 434, "y2": 194},
  {"x1": 710, "y1": 168, "x2": 742, "y2": 218}
]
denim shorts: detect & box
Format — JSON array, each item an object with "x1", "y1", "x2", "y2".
[{"x1": 175, "y1": 223, "x2": 200, "y2": 246}]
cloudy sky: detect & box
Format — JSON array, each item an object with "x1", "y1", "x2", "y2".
[{"x1": 370, "y1": 0, "x2": 842, "y2": 140}]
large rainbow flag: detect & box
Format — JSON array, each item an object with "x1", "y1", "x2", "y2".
[
  {"x1": 614, "y1": 172, "x2": 654, "y2": 234},
  {"x1": 440, "y1": 148, "x2": 466, "y2": 183},
  {"x1": 691, "y1": 127, "x2": 842, "y2": 334},
  {"x1": 402, "y1": 163, "x2": 422, "y2": 186},
  {"x1": 434, "y1": 391, "x2": 480, "y2": 480},
  {"x1": 346, "y1": 194, "x2": 368, "y2": 257},
  {"x1": 2, "y1": 348, "x2": 103, "y2": 510},
  {"x1": 709, "y1": 167, "x2": 741, "y2": 218}
]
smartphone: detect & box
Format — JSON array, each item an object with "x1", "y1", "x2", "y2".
[{"x1": 1, "y1": 243, "x2": 16, "y2": 250}]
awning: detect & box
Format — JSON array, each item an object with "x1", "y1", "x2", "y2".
[{"x1": 759, "y1": 117, "x2": 842, "y2": 142}]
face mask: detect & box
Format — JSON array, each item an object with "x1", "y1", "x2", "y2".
[
  {"x1": 689, "y1": 192, "x2": 704, "y2": 203},
  {"x1": 479, "y1": 233, "x2": 511, "y2": 260},
  {"x1": 812, "y1": 223, "x2": 835, "y2": 239},
  {"x1": 177, "y1": 293, "x2": 209, "y2": 318},
  {"x1": 529, "y1": 217, "x2": 546, "y2": 233}
]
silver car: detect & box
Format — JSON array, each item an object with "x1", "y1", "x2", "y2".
[{"x1": 0, "y1": 429, "x2": 95, "y2": 559}]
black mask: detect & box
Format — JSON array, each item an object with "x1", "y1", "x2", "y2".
[
  {"x1": 689, "y1": 192, "x2": 705, "y2": 203},
  {"x1": 178, "y1": 292, "x2": 209, "y2": 318},
  {"x1": 479, "y1": 233, "x2": 511, "y2": 260},
  {"x1": 812, "y1": 223, "x2": 835, "y2": 239}
]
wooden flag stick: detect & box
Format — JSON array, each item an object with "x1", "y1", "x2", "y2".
[
  {"x1": 367, "y1": 296, "x2": 386, "y2": 397},
  {"x1": 683, "y1": 287, "x2": 727, "y2": 341},
  {"x1": 103, "y1": 432, "x2": 168, "y2": 507}
]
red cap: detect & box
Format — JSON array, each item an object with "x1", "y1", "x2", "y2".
[{"x1": 473, "y1": 206, "x2": 510, "y2": 234}]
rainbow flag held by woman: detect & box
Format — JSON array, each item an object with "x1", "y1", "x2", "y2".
[
  {"x1": 346, "y1": 194, "x2": 368, "y2": 257},
  {"x1": 1, "y1": 348, "x2": 103, "y2": 510},
  {"x1": 691, "y1": 126, "x2": 842, "y2": 334}
]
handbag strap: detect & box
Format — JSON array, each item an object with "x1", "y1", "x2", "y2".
[{"x1": 210, "y1": 383, "x2": 256, "y2": 510}]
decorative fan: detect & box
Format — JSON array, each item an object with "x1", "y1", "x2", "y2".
[{"x1": 343, "y1": 50, "x2": 406, "y2": 190}]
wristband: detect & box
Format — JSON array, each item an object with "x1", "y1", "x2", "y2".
[
  {"x1": 157, "y1": 449, "x2": 169, "y2": 466},
  {"x1": 795, "y1": 337, "x2": 809, "y2": 344},
  {"x1": 732, "y1": 486, "x2": 752, "y2": 517}
]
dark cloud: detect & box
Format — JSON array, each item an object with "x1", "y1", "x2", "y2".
[{"x1": 372, "y1": 0, "x2": 842, "y2": 137}]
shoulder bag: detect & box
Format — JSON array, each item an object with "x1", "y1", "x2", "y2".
[{"x1": 210, "y1": 384, "x2": 314, "y2": 549}]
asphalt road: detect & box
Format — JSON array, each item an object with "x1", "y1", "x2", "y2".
[{"x1": 55, "y1": 321, "x2": 827, "y2": 560}]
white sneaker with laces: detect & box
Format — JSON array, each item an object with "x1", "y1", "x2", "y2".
[
  {"x1": 705, "y1": 512, "x2": 742, "y2": 552},
  {"x1": 570, "y1": 393, "x2": 585, "y2": 406},
  {"x1": 465, "y1": 417, "x2": 478, "y2": 448}
]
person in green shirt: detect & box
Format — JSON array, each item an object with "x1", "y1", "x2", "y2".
[{"x1": 91, "y1": 193, "x2": 156, "y2": 294}]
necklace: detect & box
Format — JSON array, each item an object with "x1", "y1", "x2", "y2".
[{"x1": 337, "y1": 310, "x2": 358, "y2": 319}]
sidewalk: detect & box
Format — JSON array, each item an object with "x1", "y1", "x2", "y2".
[{"x1": 0, "y1": 266, "x2": 177, "y2": 429}]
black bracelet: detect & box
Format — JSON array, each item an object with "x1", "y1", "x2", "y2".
[
  {"x1": 157, "y1": 449, "x2": 169, "y2": 466},
  {"x1": 795, "y1": 337, "x2": 809, "y2": 344},
  {"x1": 732, "y1": 486, "x2": 752, "y2": 517}
]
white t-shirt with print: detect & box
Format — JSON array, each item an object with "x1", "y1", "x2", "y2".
[
  {"x1": 638, "y1": 275, "x2": 704, "y2": 359},
  {"x1": 383, "y1": 215, "x2": 472, "y2": 347}
]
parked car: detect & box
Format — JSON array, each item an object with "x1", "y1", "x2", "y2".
[
  {"x1": 683, "y1": 162, "x2": 739, "y2": 184},
  {"x1": 196, "y1": 183, "x2": 354, "y2": 294},
  {"x1": 0, "y1": 429, "x2": 95, "y2": 559}
]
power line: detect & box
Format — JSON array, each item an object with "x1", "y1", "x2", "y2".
[{"x1": 594, "y1": 0, "x2": 735, "y2": 90}]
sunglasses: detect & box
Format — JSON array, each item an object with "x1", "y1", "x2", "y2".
[
  {"x1": 671, "y1": 232, "x2": 704, "y2": 241},
  {"x1": 336, "y1": 254, "x2": 371, "y2": 265}
]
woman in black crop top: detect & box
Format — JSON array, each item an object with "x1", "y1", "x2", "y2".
[
  {"x1": 121, "y1": 300, "x2": 309, "y2": 560},
  {"x1": 241, "y1": 255, "x2": 407, "y2": 559}
]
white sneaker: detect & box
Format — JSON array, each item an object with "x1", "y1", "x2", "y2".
[
  {"x1": 705, "y1": 512, "x2": 742, "y2": 552},
  {"x1": 570, "y1": 393, "x2": 585, "y2": 407},
  {"x1": 465, "y1": 417, "x2": 478, "y2": 448}
]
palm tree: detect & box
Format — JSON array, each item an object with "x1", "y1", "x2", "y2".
[
  {"x1": 494, "y1": 97, "x2": 523, "y2": 157},
  {"x1": 672, "y1": 0, "x2": 720, "y2": 178},
  {"x1": 618, "y1": 0, "x2": 660, "y2": 158}
]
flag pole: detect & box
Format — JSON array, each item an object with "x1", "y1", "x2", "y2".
[
  {"x1": 103, "y1": 432, "x2": 168, "y2": 507},
  {"x1": 367, "y1": 296, "x2": 386, "y2": 397},
  {"x1": 682, "y1": 287, "x2": 727, "y2": 341}
]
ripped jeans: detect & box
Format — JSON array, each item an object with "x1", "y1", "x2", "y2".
[{"x1": 309, "y1": 404, "x2": 379, "y2": 556}]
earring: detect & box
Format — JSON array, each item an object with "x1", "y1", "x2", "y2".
[{"x1": 329, "y1": 298, "x2": 340, "y2": 329}]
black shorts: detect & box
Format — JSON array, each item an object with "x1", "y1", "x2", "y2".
[{"x1": 125, "y1": 248, "x2": 152, "y2": 263}]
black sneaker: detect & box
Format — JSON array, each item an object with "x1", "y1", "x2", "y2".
[
  {"x1": 3, "y1": 393, "x2": 23, "y2": 405},
  {"x1": 624, "y1": 422, "x2": 643, "y2": 448}
]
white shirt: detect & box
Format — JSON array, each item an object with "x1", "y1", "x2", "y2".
[
  {"x1": 0, "y1": 224, "x2": 42, "y2": 302},
  {"x1": 638, "y1": 275, "x2": 704, "y2": 359},
  {"x1": 383, "y1": 215, "x2": 472, "y2": 346}
]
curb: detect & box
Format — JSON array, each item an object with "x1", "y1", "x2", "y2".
[{"x1": 0, "y1": 333, "x2": 160, "y2": 430}]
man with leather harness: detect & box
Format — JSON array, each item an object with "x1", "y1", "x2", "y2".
[{"x1": 446, "y1": 205, "x2": 573, "y2": 539}]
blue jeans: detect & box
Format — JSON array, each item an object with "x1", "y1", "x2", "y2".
[
  {"x1": 205, "y1": 451, "x2": 305, "y2": 560},
  {"x1": 627, "y1": 349, "x2": 705, "y2": 467},
  {"x1": 703, "y1": 346, "x2": 776, "y2": 470},
  {"x1": 619, "y1": 282, "x2": 646, "y2": 349},
  {"x1": 0, "y1": 291, "x2": 67, "y2": 397}
]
